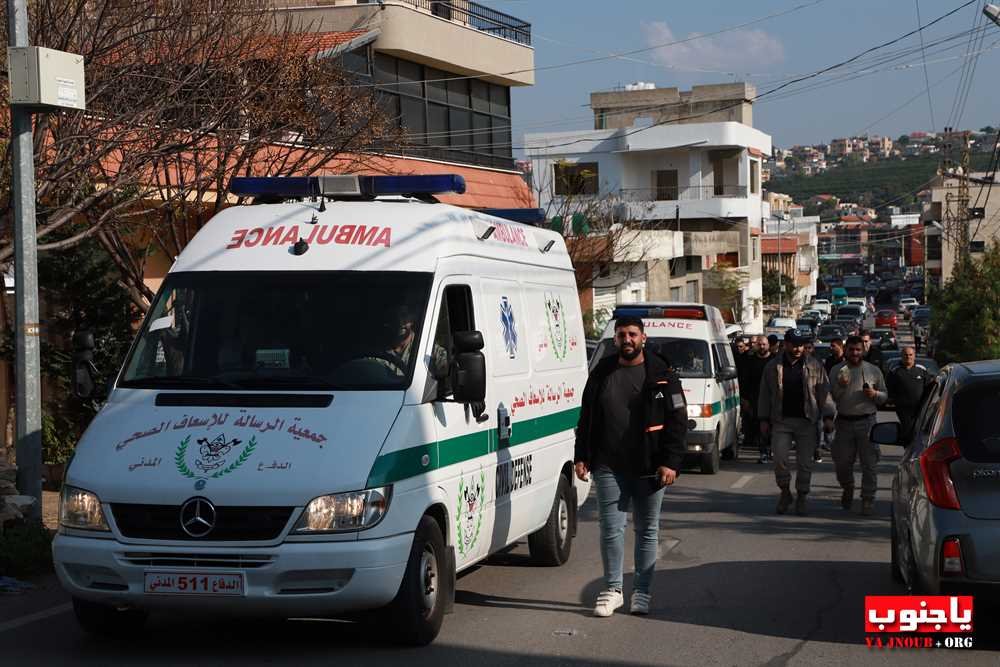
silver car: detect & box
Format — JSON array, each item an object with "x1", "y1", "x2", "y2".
[{"x1": 871, "y1": 361, "x2": 1000, "y2": 595}]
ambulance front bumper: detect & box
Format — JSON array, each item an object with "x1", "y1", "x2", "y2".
[{"x1": 53, "y1": 532, "x2": 412, "y2": 615}]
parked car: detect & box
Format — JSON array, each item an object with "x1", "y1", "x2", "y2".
[
  {"x1": 898, "y1": 297, "x2": 919, "y2": 315},
  {"x1": 835, "y1": 304, "x2": 865, "y2": 321},
  {"x1": 810, "y1": 342, "x2": 832, "y2": 364},
  {"x1": 879, "y1": 349, "x2": 902, "y2": 375},
  {"x1": 870, "y1": 327, "x2": 897, "y2": 350},
  {"x1": 832, "y1": 315, "x2": 861, "y2": 335},
  {"x1": 817, "y1": 324, "x2": 846, "y2": 343},
  {"x1": 768, "y1": 316, "x2": 797, "y2": 329},
  {"x1": 796, "y1": 318, "x2": 818, "y2": 334},
  {"x1": 875, "y1": 309, "x2": 898, "y2": 329},
  {"x1": 871, "y1": 361, "x2": 1000, "y2": 594}
]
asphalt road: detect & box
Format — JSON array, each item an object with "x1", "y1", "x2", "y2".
[{"x1": 3, "y1": 321, "x2": 994, "y2": 665}]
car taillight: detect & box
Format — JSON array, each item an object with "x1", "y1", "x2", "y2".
[
  {"x1": 920, "y1": 437, "x2": 962, "y2": 510},
  {"x1": 941, "y1": 537, "x2": 964, "y2": 576}
]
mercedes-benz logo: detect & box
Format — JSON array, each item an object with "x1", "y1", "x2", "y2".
[{"x1": 179, "y1": 497, "x2": 216, "y2": 538}]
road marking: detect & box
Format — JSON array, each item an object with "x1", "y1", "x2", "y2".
[
  {"x1": 731, "y1": 474, "x2": 755, "y2": 489},
  {"x1": 0, "y1": 603, "x2": 72, "y2": 634}
]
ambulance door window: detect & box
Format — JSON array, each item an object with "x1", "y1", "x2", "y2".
[{"x1": 432, "y1": 284, "x2": 475, "y2": 397}]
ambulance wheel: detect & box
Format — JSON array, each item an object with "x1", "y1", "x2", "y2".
[
  {"x1": 700, "y1": 431, "x2": 721, "y2": 474},
  {"x1": 528, "y1": 475, "x2": 574, "y2": 566},
  {"x1": 385, "y1": 515, "x2": 447, "y2": 646},
  {"x1": 72, "y1": 597, "x2": 148, "y2": 638}
]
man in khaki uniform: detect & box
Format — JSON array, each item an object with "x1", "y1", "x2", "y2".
[{"x1": 829, "y1": 335, "x2": 887, "y2": 516}]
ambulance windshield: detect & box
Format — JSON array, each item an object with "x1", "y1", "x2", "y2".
[
  {"x1": 120, "y1": 271, "x2": 433, "y2": 390},
  {"x1": 593, "y1": 337, "x2": 711, "y2": 378}
]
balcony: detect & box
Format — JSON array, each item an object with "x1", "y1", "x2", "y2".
[
  {"x1": 389, "y1": 0, "x2": 532, "y2": 45},
  {"x1": 617, "y1": 185, "x2": 751, "y2": 221}
]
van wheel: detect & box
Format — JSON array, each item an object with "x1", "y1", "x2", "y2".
[
  {"x1": 385, "y1": 515, "x2": 447, "y2": 646},
  {"x1": 528, "y1": 475, "x2": 574, "y2": 566},
  {"x1": 700, "y1": 432, "x2": 721, "y2": 474},
  {"x1": 72, "y1": 597, "x2": 148, "y2": 638}
]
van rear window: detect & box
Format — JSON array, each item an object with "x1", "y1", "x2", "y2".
[{"x1": 952, "y1": 384, "x2": 1000, "y2": 463}]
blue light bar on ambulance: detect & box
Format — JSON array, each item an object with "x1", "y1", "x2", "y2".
[
  {"x1": 229, "y1": 174, "x2": 467, "y2": 198},
  {"x1": 613, "y1": 306, "x2": 707, "y2": 320},
  {"x1": 478, "y1": 208, "x2": 547, "y2": 225}
]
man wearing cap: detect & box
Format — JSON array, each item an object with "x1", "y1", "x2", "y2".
[{"x1": 757, "y1": 328, "x2": 834, "y2": 515}]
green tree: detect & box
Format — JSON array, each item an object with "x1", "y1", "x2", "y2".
[
  {"x1": 897, "y1": 135, "x2": 910, "y2": 146},
  {"x1": 762, "y1": 268, "x2": 784, "y2": 305},
  {"x1": 930, "y1": 245, "x2": 1000, "y2": 363}
]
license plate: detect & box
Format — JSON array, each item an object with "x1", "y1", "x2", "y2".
[{"x1": 144, "y1": 571, "x2": 244, "y2": 596}]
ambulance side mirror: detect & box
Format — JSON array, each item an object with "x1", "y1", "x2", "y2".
[
  {"x1": 72, "y1": 331, "x2": 98, "y2": 399},
  {"x1": 717, "y1": 365, "x2": 738, "y2": 381},
  {"x1": 452, "y1": 330, "x2": 486, "y2": 404}
]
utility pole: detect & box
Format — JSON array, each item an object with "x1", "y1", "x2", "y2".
[
  {"x1": 7, "y1": 0, "x2": 42, "y2": 521},
  {"x1": 941, "y1": 127, "x2": 971, "y2": 275},
  {"x1": 777, "y1": 214, "x2": 783, "y2": 316}
]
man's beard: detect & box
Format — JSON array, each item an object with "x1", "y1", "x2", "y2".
[{"x1": 619, "y1": 344, "x2": 642, "y2": 361}]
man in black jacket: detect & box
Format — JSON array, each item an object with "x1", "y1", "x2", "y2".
[
  {"x1": 575, "y1": 315, "x2": 686, "y2": 618},
  {"x1": 888, "y1": 346, "x2": 932, "y2": 445}
]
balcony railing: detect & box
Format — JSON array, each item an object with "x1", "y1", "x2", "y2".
[
  {"x1": 619, "y1": 185, "x2": 748, "y2": 201},
  {"x1": 387, "y1": 0, "x2": 532, "y2": 45}
]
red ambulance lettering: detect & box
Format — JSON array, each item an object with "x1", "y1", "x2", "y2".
[
  {"x1": 305, "y1": 225, "x2": 322, "y2": 244},
  {"x1": 316, "y1": 225, "x2": 338, "y2": 245},
  {"x1": 335, "y1": 225, "x2": 356, "y2": 244},
  {"x1": 281, "y1": 226, "x2": 300, "y2": 245},
  {"x1": 372, "y1": 227, "x2": 392, "y2": 247},
  {"x1": 243, "y1": 228, "x2": 264, "y2": 247},
  {"x1": 227, "y1": 229, "x2": 248, "y2": 249},
  {"x1": 262, "y1": 226, "x2": 284, "y2": 246},
  {"x1": 493, "y1": 223, "x2": 527, "y2": 247},
  {"x1": 352, "y1": 225, "x2": 378, "y2": 246}
]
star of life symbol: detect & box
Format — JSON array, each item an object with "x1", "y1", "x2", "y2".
[{"x1": 500, "y1": 296, "x2": 518, "y2": 359}]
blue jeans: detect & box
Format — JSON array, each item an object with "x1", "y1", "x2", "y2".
[{"x1": 594, "y1": 466, "x2": 666, "y2": 595}]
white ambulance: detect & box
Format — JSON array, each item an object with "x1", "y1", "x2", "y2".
[
  {"x1": 53, "y1": 174, "x2": 590, "y2": 645},
  {"x1": 591, "y1": 304, "x2": 740, "y2": 474}
]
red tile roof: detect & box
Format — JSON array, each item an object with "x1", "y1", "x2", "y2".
[{"x1": 761, "y1": 236, "x2": 798, "y2": 254}]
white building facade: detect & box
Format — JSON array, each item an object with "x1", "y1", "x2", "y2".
[{"x1": 526, "y1": 121, "x2": 771, "y2": 332}]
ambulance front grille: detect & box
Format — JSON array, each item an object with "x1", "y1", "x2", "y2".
[
  {"x1": 120, "y1": 552, "x2": 274, "y2": 569},
  {"x1": 110, "y1": 503, "x2": 294, "y2": 541}
]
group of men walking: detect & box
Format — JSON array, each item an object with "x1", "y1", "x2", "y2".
[{"x1": 573, "y1": 316, "x2": 932, "y2": 618}]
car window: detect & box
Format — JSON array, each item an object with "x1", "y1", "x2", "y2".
[
  {"x1": 952, "y1": 383, "x2": 1000, "y2": 462},
  {"x1": 918, "y1": 381, "x2": 943, "y2": 437}
]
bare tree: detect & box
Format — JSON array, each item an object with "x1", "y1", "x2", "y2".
[{"x1": 0, "y1": 0, "x2": 403, "y2": 310}]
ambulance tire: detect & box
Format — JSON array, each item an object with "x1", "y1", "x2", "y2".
[
  {"x1": 528, "y1": 475, "x2": 574, "y2": 566},
  {"x1": 700, "y1": 430, "x2": 721, "y2": 474},
  {"x1": 72, "y1": 597, "x2": 148, "y2": 638},
  {"x1": 385, "y1": 515, "x2": 447, "y2": 646}
]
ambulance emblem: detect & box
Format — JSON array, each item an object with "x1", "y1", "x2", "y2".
[
  {"x1": 545, "y1": 292, "x2": 568, "y2": 361},
  {"x1": 456, "y1": 471, "x2": 486, "y2": 558},
  {"x1": 500, "y1": 296, "x2": 518, "y2": 359}
]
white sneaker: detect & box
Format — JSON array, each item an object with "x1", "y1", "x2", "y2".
[
  {"x1": 593, "y1": 589, "x2": 624, "y2": 617},
  {"x1": 630, "y1": 591, "x2": 651, "y2": 615}
]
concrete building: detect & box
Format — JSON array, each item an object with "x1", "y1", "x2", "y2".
[
  {"x1": 526, "y1": 83, "x2": 770, "y2": 331},
  {"x1": 591, "y1": 82, "x2": 755, "y2": 131},
  {"x1": 923, "y1": 171, "x2": 1000, "y2": 288},
  {"x1": 762, "y1": 214, "x2": 819, "y2": 308},
  {"x1": 869, "y1": 135, "x2": 893, "y2": 159},
  {"x1": 271, "y1": 0, "x2": 534, "y2": 175}
]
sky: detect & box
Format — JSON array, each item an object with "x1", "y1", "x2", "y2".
[{"x1": 507, "y1": 0, "x2": 1000, "y2": 150}]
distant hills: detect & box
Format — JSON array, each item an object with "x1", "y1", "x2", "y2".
[{"x1": 767, "y1": 154, "x2": 994, "y2": 213}]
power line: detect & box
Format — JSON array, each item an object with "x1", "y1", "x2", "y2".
[{"x1": 915, "y1": 0, "x2": 937, "y2": 130}]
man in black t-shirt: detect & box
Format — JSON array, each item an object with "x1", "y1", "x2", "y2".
[{"x1": 575, "y1": 316, "x2": 687, "y2": 618}]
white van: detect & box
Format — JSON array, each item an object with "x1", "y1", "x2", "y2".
[
  {"x1": 591, "y1": 304, "x2": 739, "y2": 474},
  {"x1": 53, "y1": 174, "x2": 591, "y2": 645}
]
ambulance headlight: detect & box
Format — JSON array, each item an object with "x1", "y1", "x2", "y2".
[
  {"x1": 60, "y1": 485, "x2": 109, "y2": 532},
  {"x1": 293, "y1": 487, "x2": 391, "y2": 533}
]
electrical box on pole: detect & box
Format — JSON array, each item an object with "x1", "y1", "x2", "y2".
[{"x1": 7, "y1": 46, "x2": 85, "y2": 110}]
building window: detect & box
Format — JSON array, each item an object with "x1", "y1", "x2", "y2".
[
  {"x1": 752, "y1": 237, "x2": 759, "y2": 262},
  {"x1": 750, "y1": 160, "x2": 760, "y2": 194},
  {"x1": 372, "y1": 55, "x2": 512, "y2": 162},
  {"x1": 670, "y1": 286, "x2": 683, "y2": 300},
  {"x1": 686, "y1": 280, "x2": 698, "y2": 302},
  {"x1": 554, "y1": 162, "x2": 599, "y2": 196},
  {"x1": 654, "y1": 170, "x2": 679, "y2": 201}
]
